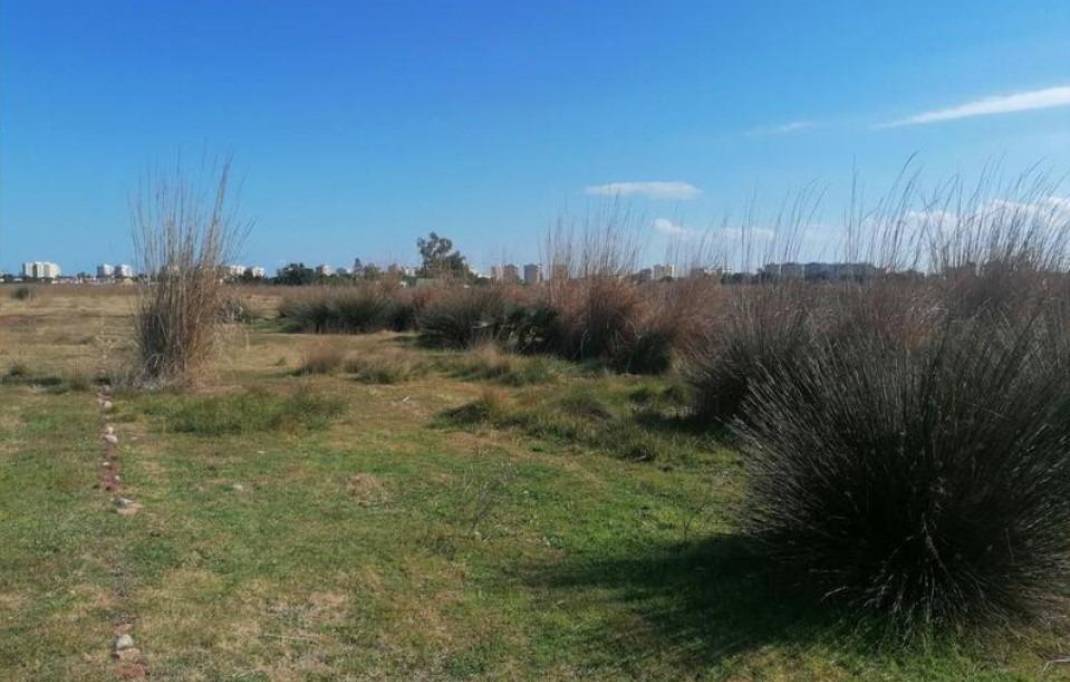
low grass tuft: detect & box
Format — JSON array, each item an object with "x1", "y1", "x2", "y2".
[
  {"x1": 441, "y1": 387, "x2": 510, "y2": 425},
  {"x1": 446, "y1": 345, "x2": 558, "y2": 386},
  {"x1": 296, "y1": 344, "x2": 347, "y2": 375},
  {"x1": 344, "y1": 354, "x2": 427, "y2": 384}
]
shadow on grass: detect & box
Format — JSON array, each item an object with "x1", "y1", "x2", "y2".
[{"x1": 526, "y1": 534, "x2": 867, "y2": 673}]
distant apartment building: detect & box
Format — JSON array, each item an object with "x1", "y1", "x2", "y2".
[
  {"x1": 22, "y1": 261, "x2": 61, "y2": 280},
  {"x1": 687, "y1": 266, "x2": 710, "y2": 278},
  {"x1": 652, "y1": 264, "x2": 676, "y2": 280},
  {"x1": 523, "y1": 263, "x2": 542, "y2": 285},
  {"x1": 490, "y1": 264, "x2": 520, "y2": 283},
  {"x1": 224, "y1": 264, "x2": 246, "y2": 278},
  {"x1": 249, "y1": 266, "x2": 267, "y2": 279},
  {"x1": 315, "y1": 264, "x2": 335, "y2": 276},
  {"x1": 97, "y1": 263, "x2": 115, "y2": 279},
  {"x1": 115, "y1": 264, "x2": 134, "y2": 279},
  {"x1": 636, "y1": 268, "x2": 653, "y2": 283}
]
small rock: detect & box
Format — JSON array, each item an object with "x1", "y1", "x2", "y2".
[
  {"x1": 103, "y1": 433, "x2": 119, "y2": 445},
  {"x1": 102, "y1": 461, "x2": 111, "y2": 467},
  {"x1": 102, "y1": 400, "x2": 113, "y2": 411},
  {"x1": 114, "y1": 634, "x2": 135, "y2": 651},
  {"x1": 231, "y1": 483, "x2": 245, "y2": 492},
  {"x1": 113, "y1": 497, "x2": 141, "y2": 516},
  {"x1": 104, "y1": 425, "x2": 115, "y2": 434}
]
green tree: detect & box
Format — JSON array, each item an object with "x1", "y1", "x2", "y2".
[
  {"x1": 275, "y1": 263, "x2": 315, "y2": 286},
  {"x1": 417, "y1": 232, "x2": 467, "y2": 278}
]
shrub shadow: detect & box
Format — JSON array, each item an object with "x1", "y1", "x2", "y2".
[{"x1": 525, "y1": 534, "x2": 864, "y2": 672}]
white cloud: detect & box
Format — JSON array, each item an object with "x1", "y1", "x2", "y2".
[
  {"x1": 652, "y1": 218, "x2": 693, "y2": 237},
  {"x1": 747, "y1": 121, "x2": 816, "y2": 136},
  {"x1": 880, "y1": 85, "x2": 1070, "y2": 128},
  {"x1": 584, "y1": 181, "x2": 701, "y2": 200}
]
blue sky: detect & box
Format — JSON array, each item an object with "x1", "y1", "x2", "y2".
[{"x1": 2, "y1": 1, "x2": 1070, "y2": 274}]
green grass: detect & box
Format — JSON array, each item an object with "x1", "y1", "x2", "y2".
[
  {"x1": 142, "y1": 387, "x2": 345, "y2": 435},
  {"x1": 440, "y1": 380, "x2": 713, "y2": 465},
  {"x1": 0, "y1": 303, "x2": 1065, "y2": 680},
  {"x1": 441, "y1": 346, "x2": 562, "y2": 386}
]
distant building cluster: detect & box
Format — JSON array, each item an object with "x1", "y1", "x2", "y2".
[
  {"x1": 8, "y1": 260, "x2": 274, "y2": 284},
  {"x1": 485, "y1": 261, "x2": 728, "y2": 284},
  {"x1": 96, "y1": 263, "x2": 135, "y2": 280},
  {"x1": 636, "y1": 263, "x2": 677, "y2": 282},
  {"x1": 22, "y1": 261, "x2": 61, "y2": 280},
  {"x1": 8, "y1": 254, "x2": 893, "y2": 288},
  {"x1": 222, "y1": 264, "x2": 267, "y2": 279},
  {"x1": 761, "y1": 261, "x2": 883, "y2": 281}
]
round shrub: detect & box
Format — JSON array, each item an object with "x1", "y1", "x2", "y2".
[
  {"x1": 688, "y1": 290, "x2": 811, "y2": 424},
  {"x1": 737, "y1": 321, "x2": 1070, "y2": 629},
  {"x1": 417, "y1": 286, "x2": 509, "y2": 349}
]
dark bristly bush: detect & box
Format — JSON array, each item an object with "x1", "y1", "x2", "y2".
[
  {"x1": 737, "y1": 318, "x2": 1070, "y2": 629},
  {"x1": 417, "y1": 286, "x2": 510, "y2": 349},
  {"x1": 279, "y1": 285, "x2": 419, "y2": 334},
  {"x1": 11, "y1": 286, "x2": 33, "y2": 301},
  {"x1": 688, "y1": 284, "x2": 812, "y2": 424}
]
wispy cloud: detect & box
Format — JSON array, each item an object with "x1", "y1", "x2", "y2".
[
  {"x1": 746, "y1": 120, "x2": 816, "y2": 137},
  {"x1": 879, "y1": 85, "x2": 1070, "y2": 128},
  {"x1": 652, "y1": 218, "x2": 693, "y2": 237},
  {"x1": 584, "y1": 181, "x2": 701, "y2": 200}
]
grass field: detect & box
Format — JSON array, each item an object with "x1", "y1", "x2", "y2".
[{"x1": 1, "y1": 284, "x2": 1067, "y2": 680}]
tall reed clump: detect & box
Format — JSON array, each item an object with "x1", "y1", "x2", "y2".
[
  {"x1": 735, "y1": 168, "x2": 1070, "y2": 632},
  {"x1": 522, "y1": 206, "x2": 710, "y2": 373},
  {"x1": 131, "y1": 158, "x2": 250, "y2": 386}
]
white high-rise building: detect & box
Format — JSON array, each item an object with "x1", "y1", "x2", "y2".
[
  {"x1": 115, "y1": 264, "x2": 134, "y2": 279},
  {"x1": 22, "y1": 261, "x2": 61, "y2": 280},
  {"x1": 97, "y1": 263, "x2": 115, "y2": 279},
  {"x1": 315, "y1": 264, "x2": 335, "y2": 276},
  {"x1": 249, "y1": 266, "x2": 266, "y2": 279}
]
